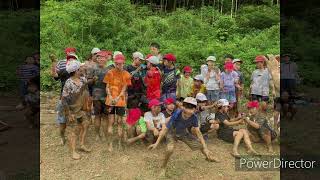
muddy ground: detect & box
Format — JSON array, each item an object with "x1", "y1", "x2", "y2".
[{"x1": 40, "y1": 92, "x2": 280, "y2": 180}]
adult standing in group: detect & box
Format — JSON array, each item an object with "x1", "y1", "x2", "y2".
[
  {"x1": 161, "y1": 53, "x2": 180, "y2": 102},
  {"x1": 50, "y1": 47, "x2": 77, "y2": 145},
  {"x1": 103, "y1": 54, "x2": 132, "y2": 152},
  {"x1": 280, "y1": 54, "x2": 299, "y2": 96}
]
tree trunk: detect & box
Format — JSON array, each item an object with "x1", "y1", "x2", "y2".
[
  {"x1": 235, "y1": 0, "x2": 238, "y2": 17},
  {"x1": 231, "y1": 0, "x2": 234, "y2": 17},
  {"x1": 220, "y1": 0, "x2": 223, "y2": 14}
]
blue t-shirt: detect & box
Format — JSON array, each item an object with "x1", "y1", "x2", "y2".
[{"x1": 166, "y1": 110, "x2": 198, "y2": 137}]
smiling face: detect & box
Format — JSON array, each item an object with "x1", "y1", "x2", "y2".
[
  {"x1": 248, "y1": 107, "x2": 258, "y2": 115},
  {"x1": 182, "y1": 103, "x2": 196, "y2": 118},
  {"x1": 133, "y1": 57, "x2": 141, "y2": 66},
  {"x1": 234, "y1": 62, "x2": 241, "y2": 70},
  {"x1": 97, "y1": 56, "x2": 107, "y2": 67}
]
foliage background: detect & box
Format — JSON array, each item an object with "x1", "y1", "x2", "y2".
[{"x1": 40, "y1": 0, "x2": 281, "y2": 91}]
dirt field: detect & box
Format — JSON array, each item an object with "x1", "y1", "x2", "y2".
[{"x1": 40, "y1": 92, "x2": 280, "y2": 180}]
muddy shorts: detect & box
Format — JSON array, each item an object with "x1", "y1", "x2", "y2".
[
  {"x1": 167, "y1": 132, "x2": 202, "y2": 151},
  {"x1": 108, "y1": 106, "x2": 126, "y2": 116},
  {"x1": 93, "y1": 100, "x2": 108, "y2": 115},
  {"x1": 251, "y1": 94, "x2": 269, "y2": 102}
]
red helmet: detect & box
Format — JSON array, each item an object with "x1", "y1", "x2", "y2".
[
  {"x1": 255, "y1": 55, "x2": 265, "y2": 62},
  {"x1": 163, "y1": 53, "x2": 176, "y2": 62},
  {"x1": 183, "y1": 66, "x2": 192, "y2": 73}
]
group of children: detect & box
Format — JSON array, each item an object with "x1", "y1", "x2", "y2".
[{"x1": 49, "y1": 43, "x2": 284, "y2": 175}]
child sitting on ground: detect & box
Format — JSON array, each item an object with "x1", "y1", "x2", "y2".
[
  {"x1": 245, "y1": 101, "x2": 277, "y2": 152},
  {"x1": 126, "y1": 100, "x2": 147, "y2": 144}
]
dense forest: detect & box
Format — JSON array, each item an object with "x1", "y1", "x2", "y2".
[{"x1": 39, "y1": 0, "x2": 280, "y2": 91}]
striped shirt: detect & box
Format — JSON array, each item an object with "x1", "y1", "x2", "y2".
[
  {"x1": 54, "y1": 59, "x2": 70, "y2": 96},
  {"x1": 17, "y1": 64, "x2": 39, "y2": 81}
]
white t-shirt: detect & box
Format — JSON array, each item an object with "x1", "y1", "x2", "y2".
[
  {"x1": 201, "y1": 64, "x2": 220, "y2": 90},
  {"x1": 144, "y1": 111, "x2": 166, "y2": 130},
  {"x1": 251, "y1": 68, "x2": 272, "y2": 96}
]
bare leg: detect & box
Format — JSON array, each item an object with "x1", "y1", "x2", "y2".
[
  {"x1": 68, "y1": 129, "x2": 80, "y2": 160},
  {"x1": 101, "y1": 115, "x2": 108, "y2": 139},
  {"x1": 127, "y1": 127, "x2": 146, "y2": 144},
  {"x1": 117, "y1": 116, "x2": 124, "y2": 150},
  {"x1": 273, "y1": 110, "x2": 280, "y2": 131},
  {"x1": 80, "y1": 120, "x2": 91, "y2": 152},
  {"x1": 94, "y1": 114, "x2": 101, "y2": 141},
  {"x1": 107, "y1": 113, "x2": 115, "y2": 152},
  {"x1": 232, "y1": 131, "x2": 244, "y2": 157},
  {"x1": 262, "y1": 131, "x2": 273, "y2": 153},
  {"x1": 161, "y1": 141, "x2": 175, "y2": 170},
  {"x1": 240, "y1": 129, "x2": 258, "y2": 155},
  {"x1": 59, "y1": 123, "x2": 66, "y2": 145}
]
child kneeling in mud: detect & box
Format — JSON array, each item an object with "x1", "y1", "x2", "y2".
[
  {"x1": 148, "y1": 97, "x2": 219, "y2": 176},
  {"x1": 245, "y1": 101, "x2": 277, "y2": 152}
]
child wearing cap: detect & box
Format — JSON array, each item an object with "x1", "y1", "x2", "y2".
[
  {"x1": 144, "y1": 56, "x2": 162, "y2": 101},
  {"x1": 161, "y1": 53, "x2": 180, "y2": 102},
  {"x1": 245, "y1": 101, "x2": 277, "y2": 152},
  {"x1": 214, "y1": 99, "x2": 258, "y2": 158},
  {"x1": 250, "y1": 55, "x2": 275, "y2": 111},
  {"x1": 50, "y1": 48, "x2": 77, "y2": 145},
  {"x1": 125, "y1": 99, "x2": 147, "y2": 144},
  {"x1": 144, "y1": 99, "x2": 166, "y2": 143},
  {"x1": 61, "y1": 60, "x2": 92, "y2": 160},
  {"x1": 195, "y1": 93, "x2": 216, "y2": 138},
  {"x1": 162, "y1": 98, "x2": 176, "y2": 123},
  {"x1": 127, "y1": 52, "x2": 147, "y2": 110},
  {"x1": 91, "y1": 51, "x2": 111, "y2": 141},
  {"x1": 220, "y1": 62, "x2": 240, "y2": 117},
  {"x1": 103, "y1": 54, "x2": 132, "y2": 152},
  {"x1": 190, "y1": 74, "x2": 206, "y2": 98},
  {"x1": 177, "y1": 66, "x2": 193, "y2": 99},
  {"x1": 148, "y1": 97, "x2": 219, "y2": 176},
  {"x1": 201, "y1": 56, "x2": 221, "y2": 103}
]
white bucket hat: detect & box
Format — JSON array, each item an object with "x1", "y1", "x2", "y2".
[
  {"x1": 146, "y1": 55, "x2": 160, "y2": 65},
  {"x1": 206, "y1": 56, "x2": 216, "y2": 62},
  {"x1": 133, "y1": 52, "x2": 145, "y2": 60},
  {"x1": 91, "y1": 47, "x2": 101, "y2": 55},
  {"x1": 218, "y1": 99, "x2": 229, "y2": 107},
  {"x1": 66, "y1": 60, "x2": 81, "y2": 73},
  {"x1": 196, "y1": 93, "x2": 207, "y2": 101},
  {"x1": 183, "y1": 97, "x2": 197, "y2": 106},
  {"x1": 194, "y1": 74, "x2": 204, "y2": 82}
]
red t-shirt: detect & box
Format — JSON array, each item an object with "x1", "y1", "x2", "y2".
[{"x1": 145, "y1": 67, "x2": 161, "y2": 100}]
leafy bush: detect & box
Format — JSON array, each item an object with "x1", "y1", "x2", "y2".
[{"x1": 40, "y1": 0, "x2": 280, "y2": 91}]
